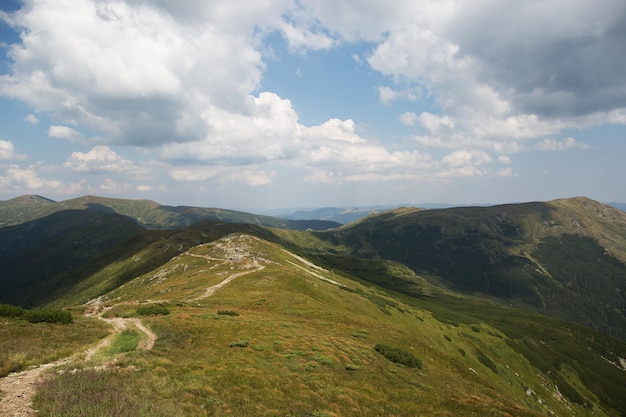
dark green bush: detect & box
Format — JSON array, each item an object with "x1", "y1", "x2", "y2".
[
  {"x1": 374, "y1": 344, "x2": 422, "y2": 369},
  {"x1": 217, "y1": 310, "x2": 239, "y2": 316},
  {"x1": 136, "y1": 304, "x2": 170, "y2": 316},
  {"x1": 0, "y1": 303, "x2": 72, "y2": 324},
  {"x1": 0, "y1": 303, "x2": 26, "y2": 318},
  {"x1": 476, "y1": 349, "x2": 498, "y2": 373}
]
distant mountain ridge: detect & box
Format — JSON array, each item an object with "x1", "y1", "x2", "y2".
[
  {"x1": 278, "y1": 200, "x2": 626, "y2": 224},
  {"x1": 0, "y1": 195, "x2": 341, "y2": 231}
]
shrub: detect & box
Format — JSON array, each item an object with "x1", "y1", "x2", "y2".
[
  {"x1": 476, "y1": 349, "x2": 498, "y2": 373},
  {"x1": 374, "y1": 343, "x2": 422, "y2": 369},
  {"x1": 217, "y1": 310, "x2": 239, "y2": 316},
  {"x1": 26, "y1": 308, "x2": 73, "y2": 324},
  {"x1": 0, "y1": 303, "x2": 73, "y2": 324},
  {"x1": 230, "y1": 340, "x2": 248, "y2": 348},
  {"x1": 0, "y1": 303, "x2": 26, "y2": 318},
  {"x1": 136, "y1": 304, "x2": 170, "y2": 316}
]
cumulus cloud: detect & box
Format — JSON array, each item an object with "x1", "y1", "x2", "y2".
[
  {"x1": 0, "y1": 0, "x2": 622, "y2": 197},
  {"x1": 0, "y1": 140, "x2": 26, "y2": 160},
  {"x1": 0, "y1": 164, "x2": 70, "y2": 192},
  {"x1": 1, "y1": 0, "x2": 270, "y2": 146},
  {"x1": 48, "y1": 126, "x2": 85, "y2": 142},
  {"x1": 377, "y1": 86, "x2": 420, "y2": 106},
  {"x1": 361, "y1": 0, "x2": 626, "y2": 162},
  {"x1": 169, "y1": 165, "x2": 275, "y2": 187},
  {"x1": 399, "y1": 112, "x2": 418, "y2": 126},
  {"x1": 63, "y1": 146, "x2": 149, "y2": 176}
]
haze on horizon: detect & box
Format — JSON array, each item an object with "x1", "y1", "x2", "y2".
[{"x1": 1, "y1": 0, "x2": 625, "y2": 210}]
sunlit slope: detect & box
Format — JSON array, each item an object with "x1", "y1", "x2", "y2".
[
  {"x1": 315, "y1": 197, "x2": 626, "y2": 339},
  {"x1": 87, "y1": 233, "x2": 626, "y2": 416}
]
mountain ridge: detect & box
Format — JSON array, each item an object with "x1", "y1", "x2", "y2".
[{"x1": 2, "y1": 195, "x2": 626, "y2": 415}]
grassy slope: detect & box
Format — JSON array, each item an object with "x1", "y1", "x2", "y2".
[
  {"x1": 32, "y1": 234, "x2": 626, "y2": 416},
  {"x1": 310, "y1": 198, "x2": 626, "y2": 339},
  {"x1": 0, "y1": 210, "x2": 146, "y2": 306},
  {"x1": 0, "y1": 313, "x2": 110, "y2": 377}
]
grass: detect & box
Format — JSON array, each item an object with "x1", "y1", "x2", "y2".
[
  {"x1": 33, "y1": 368, "x2": 183, "y2": 417},
  {"x1": 14, "y1": 234, "x2": 626, "y2": 416},
  {"x1": 0, "y1": 315, "x2": 109, "y2": 377},
  {"x1": 109, "y1": 329, "x2": 140, "y2": 354}
]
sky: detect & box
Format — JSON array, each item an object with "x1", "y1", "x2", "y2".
[{"x1": 0, "y1": 0, "x2": 625, "y2": 211}]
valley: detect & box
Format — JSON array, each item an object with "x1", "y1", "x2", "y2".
[{"x1": 1, "y1": 195, "x2": 626, "y2": 416}]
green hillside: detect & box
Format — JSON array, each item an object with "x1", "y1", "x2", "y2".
[
  {"x1": 4, "y1": 232, "x2": 622, "y2": 416},
  {"x1": 0, "y1": 210, "x2": 145, "y2": 306},
  {"x1": 312, "y1": 198, "x2": 626, "y2": 339},
  {"x1": 2, "y1": 196, "x2": 626, "y2": 415}
]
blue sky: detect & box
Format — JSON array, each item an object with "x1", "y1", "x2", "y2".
[{"x1": 0, "y1": 0, "x2": 625, "y2": 210}]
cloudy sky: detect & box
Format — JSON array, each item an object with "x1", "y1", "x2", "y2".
[{"x1": 1, "y1": 0, "x2": 625, "y2": 210}]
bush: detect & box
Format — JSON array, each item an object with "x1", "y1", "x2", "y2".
[
  {"x1": 217, "y1": 310, "x2": 239, "y2": 316},
  {"x1": 0, "y1": 303, "x2": 73, "y2": 324},
  {"x1": 230, "y1": 340, "x2": 248, "y2": 348},
  {"x1": 0, "y1": 303, "x2": 26, "y2": 318},
  {"x1": 136, "y1": 305, "x2": 170, "y2": 316},
  {"x1": 26, "y1": 308, "x2": 73, "y2": 324},
  {"x1": 476, "y1": 349, "x2": 498, "y2": 373},
  {"x1": 374, "y1": 343, "x2": 422, "y2": 369}
]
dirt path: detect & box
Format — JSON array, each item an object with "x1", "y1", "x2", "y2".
[
  {"x1": 0, "y1": 357, "x2": 71, "y2": 417},
  {"x1": 0, "y1": 307, "x2": 157, "y2": 417},
  {"x1": 188, "y1": 264, "x2": 265, "y2": 301}
]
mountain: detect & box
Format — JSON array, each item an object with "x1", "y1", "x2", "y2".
[
  {"x1": 0, "y1": 195, "x2": 340, "y2": 231},
  {"x1": 0, "y1": 209, "x2": 146, "y2": 306},
  {"x1": 2, "y1": 196, "x2": 626, "y2": 415},
  {"x1": 279, "y1": 206, "x2": 396, "y2": 225},
  {"x1": 4, "y1": 230, "x2": 626, "y2": 416},
  {"x1": 309, "y1": 197, "x2": 626, "y2": 339}
]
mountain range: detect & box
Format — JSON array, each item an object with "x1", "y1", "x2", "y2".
[{"x1": 1, "y1": 194, "x2": 626, "y2": 416}]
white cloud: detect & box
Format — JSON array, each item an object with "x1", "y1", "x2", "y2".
[
  {"x1": 376, "y1": 86, "x2": 421, "y2": 106},
  {"x1": 399, "y1": 112, "x2": 418, "y2": 126},
  {"x1": 0, "y1": 164, "x2": 77, "y2": 192},
  {"x1": 0, "y1": 140, "x2": 27, "y2": 160},
  {"x1": 48, "y1": 126, "x2": 85, "y2": 142},
  {"x1": 442, "y1": 150, "x2": 492, "y2": 168},
  {"x1": 534, "y1": 137, "x2": 590, "y2": 151},
  {"x1": 497, "y1": 155, "x2": 511, "y2": 165},
  {"x1": 136, "y1": 184, "x2": 153, "y2": 192},
  {"x1": 0, "y1": 0, "x2": 623, "y2": 202},
  {"x1": 24, "y1": 114, "x2": 39, "y2": 125},
  {"x1": 169, "y1": 165, "x2": 274, "y2": 187},
  {"x1": 1, "y1": 0, "x2": 272, "y2": 146},
  {"x1": 64, "y1": 146, "x2": 149, "y2": 176},
  {"x1": 365, "y1": 0, "x2": 626, "y2": 154}
]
